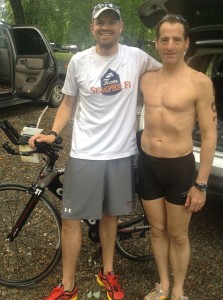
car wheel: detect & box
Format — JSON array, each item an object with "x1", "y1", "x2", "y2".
[{"x1": 49, "y1": 80, "x2": 64, "y2": 107}]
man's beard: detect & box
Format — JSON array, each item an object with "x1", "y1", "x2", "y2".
[{"x1": 98, "y1": 38, "x2": 118, "y2": 50}]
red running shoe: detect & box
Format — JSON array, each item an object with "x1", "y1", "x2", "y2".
[
  {"x1": 97, "y1": 267, "x2": 124, "y2": 300},
  {"x1": 43, "y1": 283, "x2": 78, "y2": 300}
]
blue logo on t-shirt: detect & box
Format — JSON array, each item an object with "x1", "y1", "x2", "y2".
[{"x1": 100, "y1": 68, "x2": 122, "y2": 95}]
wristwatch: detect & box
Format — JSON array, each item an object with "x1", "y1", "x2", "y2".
[
  {"x1": 194, "y1": 182, "x2": 208, "y2": 192},
  {"x1": 48, "y1": 130, "x2": 58, "y2": 138}
]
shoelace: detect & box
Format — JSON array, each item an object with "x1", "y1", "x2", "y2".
[
  {"x1": 107, "y1": 273, "x2": 121, "y2": 292},
  {"x1": 47, "y1": 285, "x2": 75, "y2": 300},
  {"x1": 47, "y1": 286, "x2": 64, "y2": 299}
]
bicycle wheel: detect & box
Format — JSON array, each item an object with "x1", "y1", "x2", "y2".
[
  {"x1": 116, "y1": 198, "x2": 153, "y2": 261},
  {"x1": 0, "y1": 183, "x2": 61, "y2": 287}
]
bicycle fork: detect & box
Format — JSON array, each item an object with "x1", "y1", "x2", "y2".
[
  {"x1": 7, "y1": 168, "x2": 59, "y2": 242},
  {"x1": 6, "y1": 186, "x2": 45, "y2": 242}
]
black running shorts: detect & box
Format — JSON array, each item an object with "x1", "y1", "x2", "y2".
[{"x1": 138, "y1": 150, "x2": 196, "y2": 205}]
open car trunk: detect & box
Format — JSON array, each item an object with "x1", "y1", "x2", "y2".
[{"x1": 138, "y1": 0, "x2": 223, "y2": 28}]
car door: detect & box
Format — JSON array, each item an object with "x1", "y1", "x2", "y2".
[{"x1": 12, "y1": 26, "x2": 57, "y2": 99}]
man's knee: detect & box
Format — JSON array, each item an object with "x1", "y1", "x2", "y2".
[
  {"x1": 101, "y1": 213, "x2": 118, "y2": 223},
  {"x1": 169, "y1": 231, "x2": 189, "y2": 246},
  {"x1": 62, "y1": 219, "x2": 81, "y2": 232},
  {"x1": 151, "y1": 225, "x2": 167, "y2": 239}
]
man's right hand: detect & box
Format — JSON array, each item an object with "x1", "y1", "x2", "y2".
[{"x1": 28, "y1": 134, "x2": 56, "y2": 148}]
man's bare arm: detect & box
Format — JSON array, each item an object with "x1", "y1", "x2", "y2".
[
  {"x1": 185, "y1": 75, "x2": 217, "y2": 213},
  {"x1": 29, "y1": 95, "x2": 77, "y2": 147},
  {"x1": 51, "y1": 95, "x2": 77, "y2": 136},
  {"x1": 196, "y1": 76, "x2": 217, "y2": 183}
]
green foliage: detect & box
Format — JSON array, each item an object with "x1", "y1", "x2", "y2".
[
  {"x1": 2, "y1": 0, "x2": 155, "y2": 51},
  {"x1": 0, "y1": 0, "x2": 221, "y2": 69},
  {"x1": 4, "y1": 0, "x2": 223, "y2": 55}
]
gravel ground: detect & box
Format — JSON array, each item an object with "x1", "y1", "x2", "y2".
[{"x1": 0, "y1": 102, "x2": 223, "y2": 300}]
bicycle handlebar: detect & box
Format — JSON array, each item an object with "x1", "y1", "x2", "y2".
[
  {"x1": 2, "y1": 138, "x2": 63, "y2": 156},
  {"x1": 0, "y1": 120, "x2": 20, "y2": 145},
  {"x1": 1, "y1": 120, "x2": 63, "y2": 157}
]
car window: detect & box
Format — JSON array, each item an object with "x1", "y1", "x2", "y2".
[
  {"x1": 0, "y1": 26, "x2": 12, "y2": 92},
  {"x1": 13, "y1": 28, "x2": 48, "y2": 55},
  {"x1": 0, "y1": 29, "x2": 7, "y2": 48},
  {"x1": 137, "y1": 40, "x2": 160, "y2": 62},
  {"x1": 187, "y1": 53, "x2": 213, "y2": 73},
  {"x1": 205, "y1": 56, "x2": 215, "y2": 77},
  {"x1": 204, "y1": 55, "x2": 223, "y2": 78},
  {"x1": 0, "y1": 27, "x2": 11, "y2": 50},
  {"x1": 212, "y1": 57, "x2": 223, "y2": 77}
]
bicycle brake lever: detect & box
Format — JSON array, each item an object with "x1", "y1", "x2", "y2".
[
  {"x1": 55, "y1": 136, "x2": 62, "y2": 144},
  {"x1": 51, "y1": 143, "x2": 63, "y2": 151}
]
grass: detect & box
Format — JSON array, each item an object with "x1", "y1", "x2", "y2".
[{"x1": 54, "y1": 51, "x2": 74, "y2": 62}]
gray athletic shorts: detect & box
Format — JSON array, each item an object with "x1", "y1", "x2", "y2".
[{"x1": 61, "y1": 156, "x2": 135, "y2": 220}]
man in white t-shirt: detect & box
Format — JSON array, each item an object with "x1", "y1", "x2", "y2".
[{"x1": 29, "y1": 2, "x2": 161, "y2": 300}]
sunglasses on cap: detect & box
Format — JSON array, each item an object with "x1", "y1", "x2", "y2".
[
  {"x1": 159, "y1": 14, "x2": 189, "y2": 26},
  {"x1": 92, "y1": 2, "x2": 121, "y2": 20}
]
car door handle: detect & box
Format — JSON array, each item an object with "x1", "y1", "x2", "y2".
[{"x1": 19, "y1": 58, "x2": 27, "y2": 64}]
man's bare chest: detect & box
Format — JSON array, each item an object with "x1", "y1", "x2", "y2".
[{"x1": 145, "y1": 78, "x2": 196, "y2": 112}]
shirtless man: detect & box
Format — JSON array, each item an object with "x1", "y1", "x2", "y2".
[{"x1": 138, "y1": 15, "x2": 217, "y2": 300}]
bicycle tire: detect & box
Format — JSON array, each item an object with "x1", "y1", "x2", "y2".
[
  {"x1": 0, "y1": 183, "x2": 61, "y2": 287},
  {"x1": 115, "y1": 199, "x2": 153, "y2": 261}
]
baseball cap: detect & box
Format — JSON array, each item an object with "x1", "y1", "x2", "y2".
[{"x1": 92, "y1": 2, "x2": 121, "y2": 20}]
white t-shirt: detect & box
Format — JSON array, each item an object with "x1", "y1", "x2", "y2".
[{"x1": 62, "y1": 44, "x2": 161, "y2": 160}]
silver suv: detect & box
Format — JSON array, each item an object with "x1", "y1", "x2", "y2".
[{"x1": 138, "y1": 0, "x2": 223, "y2": 197}]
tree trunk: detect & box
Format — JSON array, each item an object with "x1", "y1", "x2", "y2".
[{"x1": 9, "y1": 0, "x2": 25, "y2": 24}]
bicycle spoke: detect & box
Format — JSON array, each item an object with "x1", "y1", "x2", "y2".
[
  {"x1": 0, "y1": 184, "x2": 61, "y2": 287},
  {"x1": 116, "y1": 199, "x2": 153, "y2": 261}
]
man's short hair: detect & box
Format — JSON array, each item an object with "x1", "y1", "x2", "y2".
[{"x1": 156, "y1": 14, "x2": 190, "y2": 39}]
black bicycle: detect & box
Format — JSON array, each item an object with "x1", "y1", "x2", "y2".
[{"x1": 0, "y1": 120, "x2": 152, "y2": 288}]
